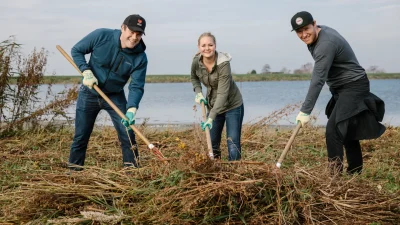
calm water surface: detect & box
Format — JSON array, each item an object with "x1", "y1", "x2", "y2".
[{"x1": 36, "y1": 79, "x2": 400, "y2": 126}]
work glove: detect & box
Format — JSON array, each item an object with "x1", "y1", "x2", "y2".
[
  {"x1": 121, "y1": 107, "x2": 137, "y2": 129},
  {"x1": 296, "y1": 111, "x2": 310, "y2": 127},
  {"x1": 82, "y1": 70, "x2": 98, "y2": 89},
  {"x1": 195, "y1": 92, "x2": 208, "y2": 105},
  {"x1": 201, "y1": 118, "x2": 213, "y2": 131}
]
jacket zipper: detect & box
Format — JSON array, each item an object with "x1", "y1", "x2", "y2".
[
  {"x1": 207, "y1": 69, "x2": 211, "y2": 107},
  {"x1": 104, "y1": 50, "x2": 120, "y2": 85},
  {"x1": 114, "y1": 55, "x2": 124, "y2": 72}
]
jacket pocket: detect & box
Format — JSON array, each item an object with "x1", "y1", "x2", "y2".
[
  {"x1": 103, "y1": 71, "x2": 129, "y2": 93},
  {"x1": 209, "y1": 72, "x2": 219, "y2": 89},
  {"x1": 115, "y1": 57, "x2": 134, "y2": 77},
  {"x1": 196, "y1": 71, "x2": 204, "y2": 80},
  {"x1": 102, "y1": 56, "x2": 133, "y2": 93},
  {"x1": 91, "y1": 47, "x2": 113, "y2": 67}
]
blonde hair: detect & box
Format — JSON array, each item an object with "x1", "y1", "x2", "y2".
[{"x1": 197, "y1": 32, "x2": 216, "y2": 46}]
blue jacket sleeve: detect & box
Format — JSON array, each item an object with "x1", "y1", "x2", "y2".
[
  {"x1": 71, "y1": 29, "x2": 105, "y2": 72},
  {"x1": 127, "y1": 57, "x2": 148, "y2": 109}
]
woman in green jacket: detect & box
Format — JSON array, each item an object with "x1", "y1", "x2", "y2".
[{"x1": 191, "y1": 32, "x2": 244, "y2": 161}]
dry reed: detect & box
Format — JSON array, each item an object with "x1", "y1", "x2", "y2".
[{"x1": 0, "y1": 105, "x2": 399, "y2": 224}]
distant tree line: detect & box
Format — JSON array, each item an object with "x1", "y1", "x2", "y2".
[
  {"x1": 366, "y1": 65, "x2": 385, "y2": 74},
  {"x1": 247, "y1": 63, "x2": 387, "y2": 75}
]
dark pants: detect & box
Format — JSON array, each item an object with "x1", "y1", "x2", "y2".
[
  {"x1": 326, "y1": 104, "x2": 363, "y2": 175},
  {"x1": 210, "y1": 104, "x2": 244, "y2": 161},
  {"x1": 69, "y1": 86, "x2": 138, "y2": 169}
]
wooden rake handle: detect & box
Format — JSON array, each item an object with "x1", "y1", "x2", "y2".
[
  {"x1": 200, "y1": 102, "x2": 214, "y2": 159},
  {"x1": 56, "y1": 45, "x2": 160, "y2": 155},
  {"x1": 276, "y1": 123, "x2": 302, "y2": 168}
]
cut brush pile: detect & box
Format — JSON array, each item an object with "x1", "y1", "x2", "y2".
[{"x1": 0, "y1": 106, "x2": 399, "y2": 224}]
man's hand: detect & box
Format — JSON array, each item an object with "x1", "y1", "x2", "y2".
[
  {"x1": 82, "y1": 70, "x2": 98, "y2": 89},
  {"x1": 121, "y1": 107, "x2": 137, "y2": 129},
  {"x1": 201, "y1": 118, "x2": 213, "y2": 131},
  {"x1": 195, "y1": 93, "x2": 208, "y2": 105},
  {"x1": 296, "y1": 111, "x2": 310, "y2": 127}
]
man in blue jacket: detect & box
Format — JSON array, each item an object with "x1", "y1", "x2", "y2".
[{"x1": 68, "y1": 14, "x2": 148, "y2": 170}]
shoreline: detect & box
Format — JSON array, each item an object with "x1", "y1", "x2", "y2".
[
  {"x1": 1, "y1": 120, "x2": 327, "y2": 132},
  {"x1": 9, "y1": 73, "x2": 400, "y2": 84}
]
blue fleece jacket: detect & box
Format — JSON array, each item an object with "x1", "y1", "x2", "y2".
[{"x1": 71, "y1": 28, "x2": 148, "y2": 109}]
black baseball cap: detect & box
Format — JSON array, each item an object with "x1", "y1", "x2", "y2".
[
  {"x1": 290, "y1": 11, "x2": 314, "y2": 31},
  {"x1": 123, "y1": 14, "x2": 146, "y2": 34}
]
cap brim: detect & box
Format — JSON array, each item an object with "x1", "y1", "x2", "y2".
[
  {"x1": 291, "y1": 22, "x2": 313, "y2": 32},
  {"x1": 127, "y1": 26, "x2": 145, "y2": 35}
]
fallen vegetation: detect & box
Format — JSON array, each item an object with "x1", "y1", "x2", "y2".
[{"x1": 0, "y1": 105, "x2": 399, "y2": 224}]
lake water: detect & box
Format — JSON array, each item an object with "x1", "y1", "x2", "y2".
[{"x1": 34, "y1": 79, "x2": 400, "y2": 126}]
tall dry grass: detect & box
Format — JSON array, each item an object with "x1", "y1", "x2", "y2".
[
  {"x1": 0, "y1": 104, "x2": 398, "y2": 224},
  {"x1": 0, "y1": 37, "x2": 78, "y2": 136}
]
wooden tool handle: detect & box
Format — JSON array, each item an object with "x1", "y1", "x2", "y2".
[
  {"x1": 276, "y1": 123, "x2": 302, "y2": 168},
  {"x1": 201, "y1": 102, "x2": 213, "y2": 159}
]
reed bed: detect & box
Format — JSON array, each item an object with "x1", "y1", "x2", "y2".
[{"x1": 0, "y1": 106, "x2": 399, "y2": 224}]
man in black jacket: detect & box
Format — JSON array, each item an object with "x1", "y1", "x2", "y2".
[{"x1": 291, "y1": 11, "x2": 386, "y2": 174}]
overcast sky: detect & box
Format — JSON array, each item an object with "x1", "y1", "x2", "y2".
[{"x1": 1, "y1": 0, "x2": 399, "y2": 75}]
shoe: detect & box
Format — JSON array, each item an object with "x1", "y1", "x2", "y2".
[
  {"x1": 65, "y1": 168, "x2": 83, "y2": 175},
  {"x1": 123, "y1": 161, "x2": 140, "y2": 168},
  {"x1": 67, "y1": 163, "x2": 84, "y2": 171}
]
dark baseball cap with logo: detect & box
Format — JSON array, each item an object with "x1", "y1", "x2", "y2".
[
  {"x1": 290, "y1": 11, "x2": 314, "y2": 31},
  {"x1": 123, "y1": 14, "x2": 146, "y2": 34}
]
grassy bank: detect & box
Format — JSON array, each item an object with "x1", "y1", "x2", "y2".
[
  {"x1": 9, "y1": 73, "x2": 400, "y2": 84},
  {"x1": 0, "y1": 106, "x2": 399, "y2": 224}
]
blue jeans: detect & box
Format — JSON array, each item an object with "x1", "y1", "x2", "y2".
[
  {"x1": 210, "y1": 104, "x2": 244, "y2": 161},
  {"x1": 69, "y1": 86, "x2": 138, "y2": 168}
]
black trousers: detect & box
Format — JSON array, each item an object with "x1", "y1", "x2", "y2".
[{"x1": 326, "y1": 107, "x2": 363, "y2": 174}]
